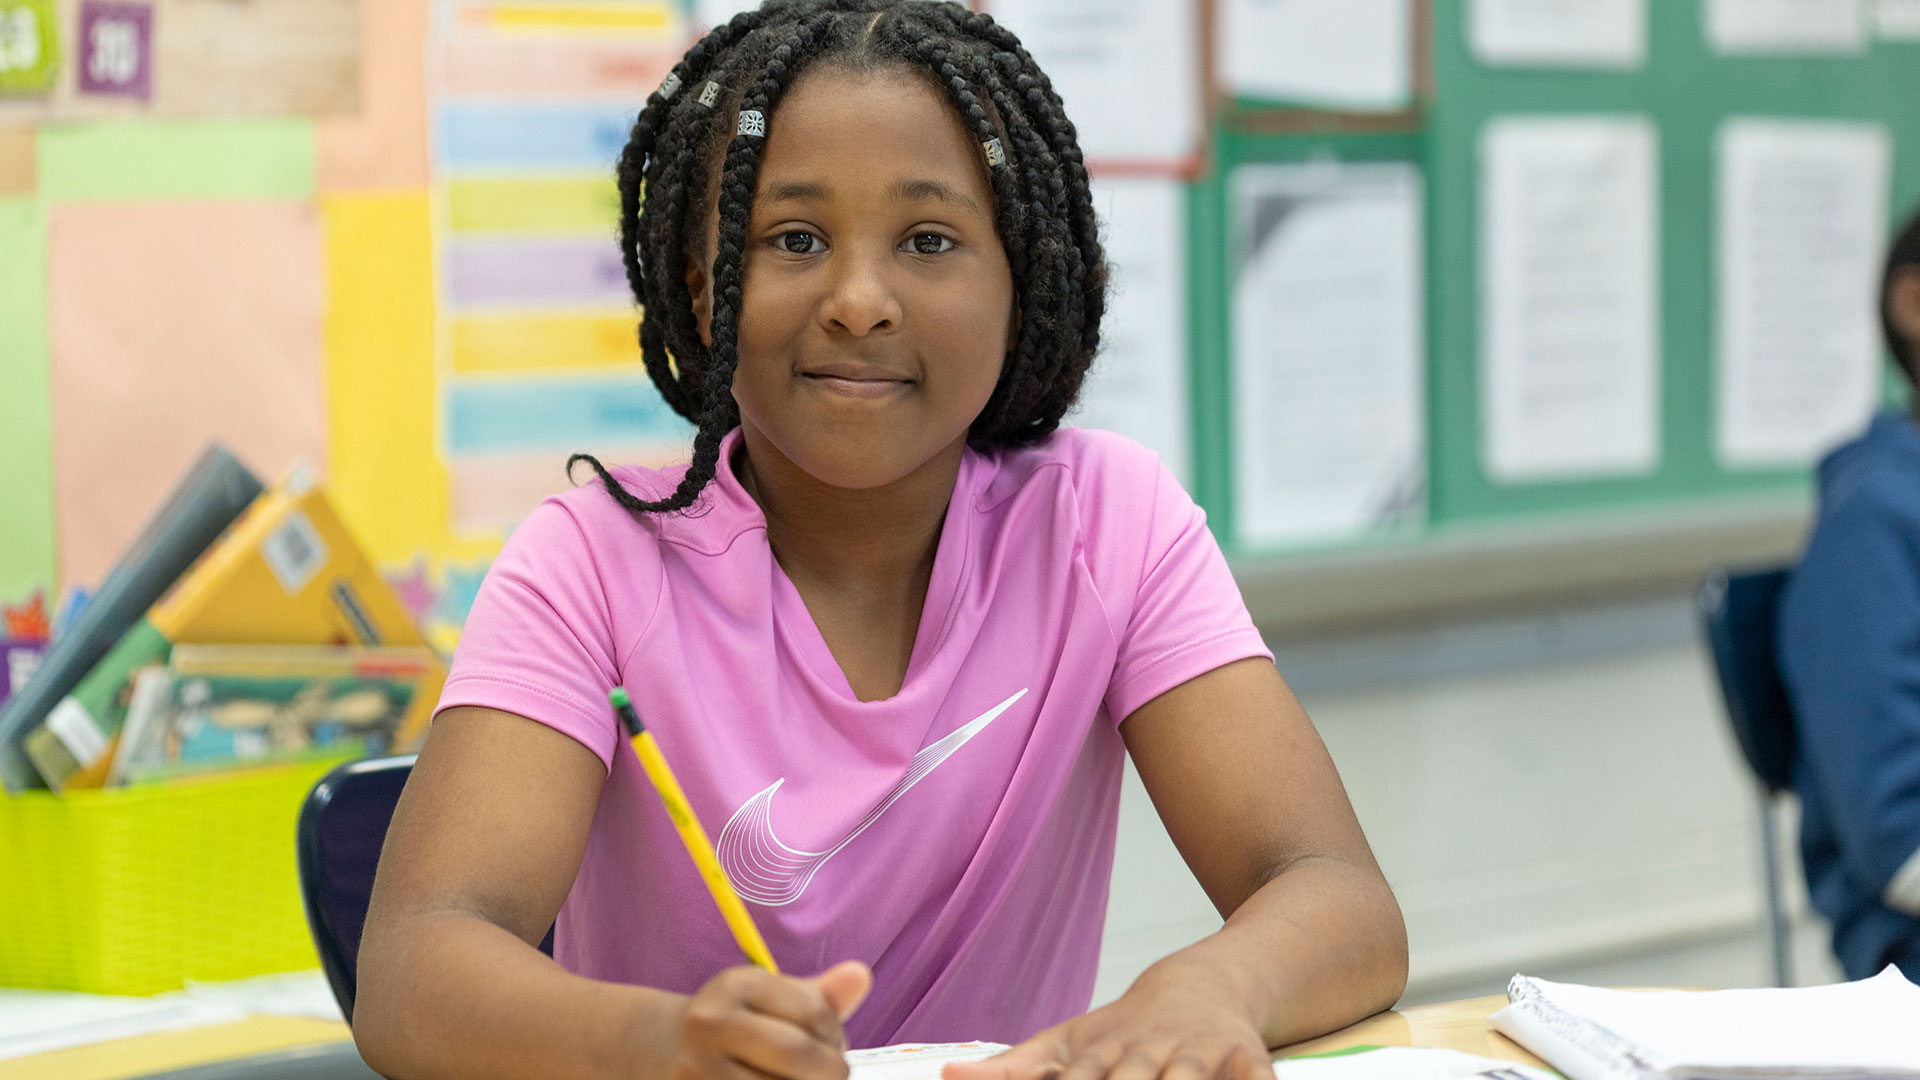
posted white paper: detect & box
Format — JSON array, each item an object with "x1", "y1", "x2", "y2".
[
  {"x1": 1480, "y1": 116, "x2": 1661, "y2": 482},
  {"x1": 1876, "y1": 0, "x2": 1920, "y2": 36},
  {"x1": 1706, "y1": 0, "x2": 1869, "y2": 54},
  {"x1": 1217, "y1": 0, "x2": 1411, "y2": 110},
  {"x1": 1230, "y1": 160, "x2": 1426, "y2": 548},
  {"x1": 985, "y1": 0, "x2": 1201, "y2": 169},
  {"x1": 1715, "y1": 119, "x2": 1889, "y2": 468},
  {"x1": 1469, "y1": 0, "x2": 1647, "y2": 68},
  {"x1": 1075, "y1": 178, "x2": 1193, "y2": 486}
]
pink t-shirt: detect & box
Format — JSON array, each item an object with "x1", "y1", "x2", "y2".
[{"x1": 437, "y1": 426, "x2": 1271, "y2": 1046}]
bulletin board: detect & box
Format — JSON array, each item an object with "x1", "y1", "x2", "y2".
[{"x1": 1194, "y1": 0, "x2": 1920, "y2": 623}]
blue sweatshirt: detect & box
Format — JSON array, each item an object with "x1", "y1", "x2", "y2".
[{"x1": 1778, "y1": 411, "x2": 1920, "y2": 978}]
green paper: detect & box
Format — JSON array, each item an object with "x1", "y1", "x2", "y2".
[
  {"x1": 0, "y1": 0, "x2": 59, "y2": 96},
  {"x1": 0, "y1": 197, "x2": 57, "y2": 601},
  {"x1": 38, "y1": 119, "x2": 315, "y2": 202}
]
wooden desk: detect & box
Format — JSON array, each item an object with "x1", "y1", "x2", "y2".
[
  {"x1": 1278, "y1": 995, "x2": 1543, "y2": 1066},
  {"x1": 0, "y1": 997, "x2": 1538, "y2": 1080}
]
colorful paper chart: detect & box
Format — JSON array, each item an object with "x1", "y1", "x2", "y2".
[{"x1": 429, "y1": 0, "x2": 692, "y2": 535}]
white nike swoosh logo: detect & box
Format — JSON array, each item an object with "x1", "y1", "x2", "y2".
[{"x1": 714, "y1": 688, "x2": 1028, "y2": 906}]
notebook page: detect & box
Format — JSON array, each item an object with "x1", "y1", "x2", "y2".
[
  {"x1": 1495, "y1": 967, "x2": 1920, "y2": 1076},
  {"x1": 848, "y1": 1041, "x2": 1011, "y2": 1080}
]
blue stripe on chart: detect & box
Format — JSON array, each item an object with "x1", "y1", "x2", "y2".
[
  {"x1": 437, "y1": 104, "x2": 638, "y2": 171},
  {"x1": 445, "y1": 377, "x2": 694, "y2": 453}
]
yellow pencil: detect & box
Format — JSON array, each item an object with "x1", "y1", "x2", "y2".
[{"x1": 609, "y1": 687, "x2": 780, "y2": 974}]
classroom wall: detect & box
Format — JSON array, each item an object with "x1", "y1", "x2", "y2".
[{"x1": 1094, "y1": 594, "x2": 1847, "y2": 1003}]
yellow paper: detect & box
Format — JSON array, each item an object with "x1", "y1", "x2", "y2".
[
  {"x1": 447, "y1": 176, "x2": 619, "y2": 233},
  {"x1": 46, "y1": 200, "x2": 327, "y2": 589},
  {"x1": 0, "y1": 127, "x2": 34, "y2": 196},
  {"x1": 322, "y1": 192, "x2": 501, "y2": 568},
  {"x1": 451, "y1": 312, "x2": 639, "y2": 373}
]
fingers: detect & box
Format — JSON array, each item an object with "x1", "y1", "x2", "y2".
[
  {"x1": 810, "y1": 961, "x2": 873, "y2": 1021},
  {"x1": 724, "y1": 1010, "x2": 853, "y2": 1080},
  {"x1": 683, "y1": 966, "x2": 852, "y2": 1080}
]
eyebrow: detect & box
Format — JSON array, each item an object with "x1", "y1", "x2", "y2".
[{"x1": 757, "y1": 178, "x2": 987, "y2": 218}]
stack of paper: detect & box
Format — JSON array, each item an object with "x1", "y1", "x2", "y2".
[{"x1": 1491, "y1": 967, "x2": 1920, "y2": 1080}]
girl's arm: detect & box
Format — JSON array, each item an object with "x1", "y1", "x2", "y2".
[
  {"x1": 354, "y1": 705, "x2": 868, "y2": 1080},
  {"x1": 950, "y1": 657, "x2": 1406, "y2": 1080}
]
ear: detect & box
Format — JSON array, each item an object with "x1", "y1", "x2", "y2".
[
  {"x1": 686, "y1": 254, "x2": 715, "y2": 348},
  {"x1": 1893, "y1": 266, "x2": 1920, "y2": 363}
]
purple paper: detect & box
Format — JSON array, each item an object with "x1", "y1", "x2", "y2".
[
  {"x1": 443, "y1": 238, "x2": 632, "y2": 309},
  {"x1": 0, "y1": 640, "x2": 46, "y2": 711},
  {"x1": 77, "y1": 1, "x2": 153, "y2": 101}
]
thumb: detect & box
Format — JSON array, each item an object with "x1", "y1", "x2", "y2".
[
  {"x1": 944, "y1": 1033, "x2": 1065, "y2": 1080},
  {"x1": 810, "y1": 960, "x2": 873, "y2": 1021}
]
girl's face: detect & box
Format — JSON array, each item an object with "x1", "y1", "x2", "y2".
[{"x1": 709, "y1": 65, "x2": 1017, "y2": 492}]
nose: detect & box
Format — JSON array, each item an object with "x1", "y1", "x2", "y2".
[{"x1": 818, "y1": 244, "x2": 902, "y2": 337}]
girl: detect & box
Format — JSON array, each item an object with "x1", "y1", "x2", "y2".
[{"x1": 354, "y1": 3, "x2": 1407, "y2": 1078}]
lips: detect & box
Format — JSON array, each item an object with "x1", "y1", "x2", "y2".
[{"x1": 799, "y1": 361, "x2": 914, "y2": 399}]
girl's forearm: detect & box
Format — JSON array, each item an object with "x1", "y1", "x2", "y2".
[
  {"x1": 353, "y1": 909, "x2": 684, "y2": 1080},
  {"x1": 1136, "y1": 855, "x2": 1408, "y2": 1048}
]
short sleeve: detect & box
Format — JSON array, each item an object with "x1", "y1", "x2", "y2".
[
  {"x1": 1090, "y1": 439, "x2": 1272, "y2": 724},
  {"x1": 435, "y1": 496, "x2": 658, "y2": 772}
]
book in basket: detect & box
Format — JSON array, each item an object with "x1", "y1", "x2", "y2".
[
  {"x1": 23, "y1": 468, "x2": 441, "y2": 791},
  {"x1": 108, "y1": 643, "x2": 444, "y2": 785}
]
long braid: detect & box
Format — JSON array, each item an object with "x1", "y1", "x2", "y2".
[{"x1": 577, "y1": 0, "x2": 1109, "y2": 516}]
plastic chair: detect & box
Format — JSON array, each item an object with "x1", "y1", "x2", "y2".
[{"x1": 1697, "y1": 566, "x2": 1797, "y2": 987}]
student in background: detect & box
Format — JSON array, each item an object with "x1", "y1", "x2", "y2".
[
  {"x1": 351, "y1": 3, "x2": 1407, "y2": 1079},
  {"x1": 1778, "y1": 202, "x2": 1920, "y2": 981}
]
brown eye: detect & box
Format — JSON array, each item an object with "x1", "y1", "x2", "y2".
[
  {"x1": 779, "y1": 231, "x2": 823, "y2": 254},
  {"x1": 908, "y1": 232, "x2": 953, "y2": 255}
]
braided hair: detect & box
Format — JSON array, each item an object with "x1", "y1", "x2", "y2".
[
  {"x1": 569, "y1": 0, "x2": 1109, "y2": 515},
  {"x1": 1882, "y1": 203, "x2": 1920, "y2": 386}
]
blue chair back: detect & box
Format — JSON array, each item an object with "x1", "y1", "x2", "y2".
[
  {"x1": 297, "y1": 754, "x2": 418, "y2": 1023},
  {"x1": 1697, "y1": 567, "x2": 1796, "y2": 793},
  {"x1": 297, "y1": 753, "x2": 557, "y2": 1024}
]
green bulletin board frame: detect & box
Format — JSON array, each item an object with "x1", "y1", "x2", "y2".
[{"x1": 1192, "y1": 0, "x2": 1920, "y2": 568}]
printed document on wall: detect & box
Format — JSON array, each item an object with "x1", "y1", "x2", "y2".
[
  {"x1": 1706, "y1": 0, "x2": 1869, "y2": 53},
  {"x1": 985, "y1": 0, "x2": 1201, "y2": 170},
  {"x1": 1230, "y1": 161, "x2": 1425, "y2": 549},
  {"x1": 1481, "y1": 116, "x2": 1660, "y2": 482},
  {"x1": 1217, "y1": 0, "x2": 1411, "y2": 111},
  {"x1": 1716, "y1": 120, "x2": 1888, "y2": 468},
  {"x1": 1075, "y1": 178, "x2": 1192, "y2": 487},
  {"x1": 1469, "y1": 0, "x2": 1647, "y2": 68}
]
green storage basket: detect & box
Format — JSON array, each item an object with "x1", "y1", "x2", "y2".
[{"x1": 0, "y1": 755, "x2": 348, "y2": 995}]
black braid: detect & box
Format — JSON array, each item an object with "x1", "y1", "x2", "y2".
[{"x1": 576, "y1": 0, "x2": 1109, "y2": 515}]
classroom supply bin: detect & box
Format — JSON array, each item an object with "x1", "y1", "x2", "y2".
[{"x1": 0, "y1": 755, "x2": 348, "y2": 995}]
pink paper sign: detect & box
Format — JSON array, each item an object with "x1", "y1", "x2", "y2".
[{"x1": 76, "y1": 1, "x2": 151, "y2": 100}]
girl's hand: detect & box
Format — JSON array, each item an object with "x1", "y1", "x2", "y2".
[
  {"x1": 944, "y1": 967, "x2": 1269, "y2": 1080},
  {"x1": 666, "y1": 960, "x2": 872, "y2": 1080}
]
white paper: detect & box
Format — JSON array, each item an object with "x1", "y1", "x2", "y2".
[
  {"x1": 1218, "y1": 0, "x2": 1411, "y2": 111},
  {"x1": 1715, "y1": 119, "x2": 1889, "y2": 468},
  {"x1": 0, "y1": 990, "x2": 245, "y2": 1063},
  {"x1": 1073, "y1": 178, "x2": 1192, "y2": 486},
  {"x1": 1230, "y1": 160, "x2": 1426, "y2": 548},
  {"x1": 693, "y1": 0, "x2": 765, "y2": 29},
  {"x1": 1469, "y1": 0, "x2": 1647, "y2": 68},
  {"x1": 1480, "y1": 116, "x2": 1661, "y2": 482},
  {"x1": 1492, "y1": 968, "x2": 1920, "y2": 1076},
  {"x1": 1706, "y1": 0, "x2": 1869, "y2": 54},
  {"x1": 1876, "y1": 0, "x2": 1920, "y2": 36},
  {"x1": 984, "y1": 0, "x2": 1201, "y2": 170},
  {"x1": 848, "y1": 1042, "x2": 1009, "y2": 1080}
]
